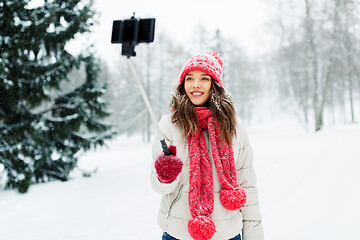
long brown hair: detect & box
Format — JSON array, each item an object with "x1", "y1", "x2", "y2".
[{"x1": 170, "y1": 79, "x2": 237, "y2": 145}]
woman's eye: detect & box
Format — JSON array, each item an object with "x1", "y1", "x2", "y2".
[
  {"x1": 186, "y1": 77, "x2": 193, "y2": 81},
  {"x1": 202, "y1": 77, "x2": 210, "y2": 81}
]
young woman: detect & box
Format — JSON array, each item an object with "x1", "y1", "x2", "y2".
[{"x1": 151, "y1": 51, "x2": 264, "y2": 240}]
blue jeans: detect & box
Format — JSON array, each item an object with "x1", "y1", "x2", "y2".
[
  {"x1": 229, "y1": 234, "x2": 242, "y2": 240},
  {"x1": 162, "y1": 233, "x2": 179, "y2": 240},
  {"x1": 162, "y1": 232, "x2": 241, "y2": 240}
]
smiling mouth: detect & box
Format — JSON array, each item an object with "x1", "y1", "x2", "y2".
[{"x1": 191, "y1": 92, "x2": 203, "y2": 96}]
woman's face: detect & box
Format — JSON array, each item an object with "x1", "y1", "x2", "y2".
[{"x1": 184, "y1": 70, "x2": 212, "y2": 106}]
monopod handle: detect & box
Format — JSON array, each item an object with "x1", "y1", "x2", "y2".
[
  {"x1": 127, "y1": 58, "x2": 170, "y2": 156},
  {"x1": 160, "y1": 139, "x2": 170, "y2": 155}
]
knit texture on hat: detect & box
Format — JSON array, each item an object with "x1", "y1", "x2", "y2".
[
  {"x1": 187, "y1": 107, "x2": 246, "y2": 240},
  {"x1": 180, "y1": 51, "x2": 224, "y2": 86}
]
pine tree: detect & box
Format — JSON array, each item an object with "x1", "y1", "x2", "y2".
[{"x1": 0, "y1": 0, "x2": 114, "y2": 193}]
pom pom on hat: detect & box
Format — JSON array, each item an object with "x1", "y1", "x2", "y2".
[
  {"x1": 220, "y1": 187, "x2": 247, "y2": 211},
  {"x1": 207, "y1": 51, "x2": 224, "y2": 68},
  {"x1": 188, "y1": 216, "x2": 216, "y2": 240},
  {"x1": 179, "y1": 51, "x2": 224, "y2": 86}
]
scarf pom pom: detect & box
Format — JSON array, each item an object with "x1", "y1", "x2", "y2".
[
  {"x1": 220, "y1": 187, "x2": 247, "y2": 211},
  {"x1": 188, "y1": 216, "x2": 216, "y2": 240}
]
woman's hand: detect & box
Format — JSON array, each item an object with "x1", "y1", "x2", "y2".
[{"x1": 155, "y1": 145, "x2": 183, "y2": 183}]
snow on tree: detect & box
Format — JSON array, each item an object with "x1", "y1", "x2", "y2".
[
  {"x1": 0, "y1": 0, "x2": 114, "y2": 193},
  {"x1": 267, "y1": 0, "x2": 360, "y2": 131}
]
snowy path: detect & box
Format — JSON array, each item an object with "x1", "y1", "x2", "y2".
[
  {"x1": 1, "y1": 124, "x2": 360, "y2": 240},
  {"x1": 0, "y1": 136, "x2": 162, "y2": 240},
  {"x1": 252, "y1": 123, "x2": 360, "y2": 240}
]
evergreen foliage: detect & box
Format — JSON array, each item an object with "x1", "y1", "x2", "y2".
[{"x1": 0, "y1": 0, "x2": 114, "y2": 193}]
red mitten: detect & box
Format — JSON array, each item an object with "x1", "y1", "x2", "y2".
[{"x1": 155, "y1": 145, "x2": 183, "y2": 183}]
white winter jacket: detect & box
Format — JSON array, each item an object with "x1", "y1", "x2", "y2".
[{"x1": 151, "y1": 114, "x2": 264, "y2": 240}]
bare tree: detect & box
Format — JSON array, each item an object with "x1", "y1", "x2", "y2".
[{"x1": 267, "y1": 0, "x2": 360, "y2": 130}]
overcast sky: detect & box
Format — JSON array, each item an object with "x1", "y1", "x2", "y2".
[{"x1": 69, "y1": 0, "x2": 274, "y2": 63}]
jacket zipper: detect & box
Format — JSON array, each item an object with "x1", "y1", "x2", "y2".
[{"x1": 165, "y1": 184, "x2": 184, "y2": 219}]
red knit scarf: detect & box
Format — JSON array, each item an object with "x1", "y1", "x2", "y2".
[{"x1": 187, "y1": 107, "x2": 246, "y2": 240}]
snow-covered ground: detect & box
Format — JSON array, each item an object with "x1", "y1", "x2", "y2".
[{"x1": 1, "y1": 122, "x2": 359, "y2": 240}]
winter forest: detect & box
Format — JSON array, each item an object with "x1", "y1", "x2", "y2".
[
  {"x1": 105, "y1": 0, "x2": 360, "y2": 135},
  {"x1": 1, "y1": 0, "x2": 360, "y2": 239}
]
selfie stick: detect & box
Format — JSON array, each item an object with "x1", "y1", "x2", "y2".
[{"x1": 127, "y1": 58, "x2": 170, "y2": 156}]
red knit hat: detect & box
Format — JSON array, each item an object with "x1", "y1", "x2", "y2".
[{"x1": 179, "y1": 51, "x2": 224, "y2": 86}]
